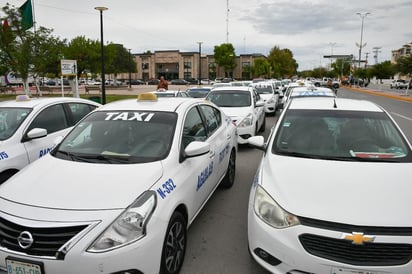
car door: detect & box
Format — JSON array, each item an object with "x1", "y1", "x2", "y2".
[
  {"x1": 198, "y1": 104, "x2": 229, "y2": 184},
  {"x1": 252, "y1": 89, "x2": 265, "y2": 129},
  {"x1": 23, "y1": 103, "x2": 70, "y2": 162},
  {"x1": 179, "y1": 106, "x2": 218, "y2": 215}
]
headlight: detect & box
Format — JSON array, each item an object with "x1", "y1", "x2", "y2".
[
  {"x1": 238, "y1": 113, "x2": 253, "y2": 127},
  {"x1": 88, "y1": 191, "x2": 157, "y2": 252},
  {"x1": 254, "y1": 185, "x2": 299, "y2": 228},
  {"x1": 267, "y1": 98, "x2": 275, "y2": 104}
]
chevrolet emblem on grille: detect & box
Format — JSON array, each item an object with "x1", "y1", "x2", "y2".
[{"x1": 342, "y1": 232, "x2": 375, "y2": 245}]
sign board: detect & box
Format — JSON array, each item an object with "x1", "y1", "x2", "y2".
[{"x1": 60, "y1": 59, "x2": 77, "y2": 76}]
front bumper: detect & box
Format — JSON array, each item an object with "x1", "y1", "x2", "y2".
[
  {"x1": 0, "y1": 212, "x2": 167, "y2": 274},
  {"x1": 247, "y1": 205, "x2": 412, "y2": 274},
  {"x1": 236, "y1": 125, "x2": 255, "y2": 144}
]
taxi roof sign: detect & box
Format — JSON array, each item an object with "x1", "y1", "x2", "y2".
[
  {"x1": 137, "y1": 93, "x2": 158, "y2": 101},
  {"x1": 16, "y1": 95, "x2": 30, "y2": 102}
]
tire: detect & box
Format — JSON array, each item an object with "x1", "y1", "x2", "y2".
[
  {"x1": 220, "y1": 150, "x2": 236, "y2": 189},
  {"x1": 160, "y1": 211, "x2": 187, "y2": 274}
]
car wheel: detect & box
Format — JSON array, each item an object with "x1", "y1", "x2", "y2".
[
  {"x1": 220, "y1": 149, "x2": 236, "y2": 189},
  {"x1": 160, "y1": 211, "x2": 187, "y2": 274},
  {"x1": 258, "y1": 117, "x2": 266, "y2": 133}
]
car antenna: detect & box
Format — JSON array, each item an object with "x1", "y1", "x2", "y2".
[{"x1": 333, "y1": 97, "x2": 337, "y2": 108}]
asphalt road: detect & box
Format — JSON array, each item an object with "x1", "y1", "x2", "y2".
[{"x1": 180, "y1": 87, "x2": 412, "y2": 274}]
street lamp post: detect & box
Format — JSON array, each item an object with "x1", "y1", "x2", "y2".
[
  {"x1": 197, "y1": 42, "x2": 203, "y2": 85},
  {"x1": 356, "y1": 12, "x2": 370, "y2": 68},
  {"x1": 95, "y1": 6, "x2": 108, "y2": 104},
  {"x1": 128, "y1": 49, "x2": 132, "y2": 89},
  {"x1": 329, "y1": 42, "x2": 336, "y2": 71}
]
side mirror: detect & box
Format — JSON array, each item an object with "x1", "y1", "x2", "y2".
[
  {"x1": 185, "y1": 141, "x2": 210, "y2": 158},
  {"x1": 25, "y1": 128, "x2": 47, "y2": 141},
  {"x1": 248, "y1": 136, "x2": 266, "y2": 151},
  {"x1": 256, "y1": 101, "x2": 265, "y2": 108}
]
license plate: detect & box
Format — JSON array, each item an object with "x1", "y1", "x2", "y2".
[
  {"x1": 331, "y1": 267, "x2": 377, "y2": 274},
  {"x1": 6, "y1": 257, "x2": 43, "y2": 274}
]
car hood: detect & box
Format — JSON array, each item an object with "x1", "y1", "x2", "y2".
[
  {"x1": 260, "y1": 154, "x2": 412, "y2": 226},
  {"x1": 219, "y1": 107, "x2": 251, "y2": 122},
  {"x1": 0, "y1": 155, "x2": 163, "y2": 210}
]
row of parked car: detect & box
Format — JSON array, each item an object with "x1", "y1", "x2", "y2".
[{"x1": 1, "y1": 80, "x2": 411, "y2": 274}]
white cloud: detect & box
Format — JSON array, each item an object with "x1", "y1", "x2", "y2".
[{"x1": 2, "y1": 0, "x2": 411, "y2": 71}]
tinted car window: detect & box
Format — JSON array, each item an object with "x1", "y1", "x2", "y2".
[
  {"x1": 182, "y1": 107, "x2": 207, "y2": 148},
  {"x1": 28, "y1": 104, "x2": 68, "y2": 134},
  {"x1": 199, "y1": 105, "x2": 222, "y2": 135},
  {"x1": 68, "y1": 103, "x2": 97, "y2": 124}
]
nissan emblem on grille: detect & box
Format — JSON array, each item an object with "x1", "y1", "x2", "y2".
[{"x1": 17, "y1": 231, "x2": 34, "y2": 249}]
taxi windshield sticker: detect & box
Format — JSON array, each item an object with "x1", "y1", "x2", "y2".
[{"x1": 105, "y1": 112, "x2": 155, "y2": 122}]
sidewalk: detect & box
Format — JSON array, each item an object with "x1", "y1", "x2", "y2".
[{"x1": 344, "y1": 83, "x2": 412, "y2": 103}]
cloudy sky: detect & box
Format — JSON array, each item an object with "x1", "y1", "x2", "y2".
[{"x1": 2, "y1": 0, "x2": 411, "y2": 71}]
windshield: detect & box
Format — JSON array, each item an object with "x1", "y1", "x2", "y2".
[
  {"x1": 187, "y1": 88, "x2": 211, "y2": 98},
  {"x1": 272, "y1": 109, "x2": 411, "y2": 162},
  {"x1": 54, "y1": 111, "x2": 177, "y2": 164},
  {"x1": 0, "y1": 107, "x2": 32, "y2": 140},
  {"x1": 254, "y1": 86, "x2": 274, "y2": 95},
  {"x1": 206, "y1": 90, "x2": 251, "y2": 107}
]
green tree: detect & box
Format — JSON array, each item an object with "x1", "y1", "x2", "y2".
[
  {"x1": 267, "y1": 46, "x2": 298, "y2": 79},
  {"x1": 213, "y1": 43, "x2": 237, "y2": 77},
  {"x1": 251, "y1": 58, "x2": 270, "y2": 78},
  {"x1": 370, "y1": 61, "x2": 395, "y2": 81},
  {"x1": 395, "y1": 55, "x2": 412, "y2": 77},
  {"x1": 331, "y1": 58, "x2": 351, "y2": 78},
  {"x1": 0, "y1": 4, "x2": 55, "y2": 95},
  {"x1": 105, "y1": 43, "x2": 137, "y2": 81},
  {"x1": 63, "y1": 36, "x2": 101, "y2": 79}
]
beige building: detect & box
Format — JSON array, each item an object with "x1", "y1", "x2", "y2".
[
  {"x1": 391, "y1": 42, "x2": 411, "y2": 64},
  {"x1": 118, "y1": 50, "x2": 266, "y2": 82}
]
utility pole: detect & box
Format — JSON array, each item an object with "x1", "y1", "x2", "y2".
[
  {"x1": 226, "y1": 0, "x2": 229, "y2": 43},
  {"x1": 373, "y1": 46, "x2": 382, "y2": 64}
]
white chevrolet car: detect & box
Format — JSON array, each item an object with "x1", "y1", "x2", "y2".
[
  {"x1": 206, "y1": 86, "x2": 265, "y2": 144},
  {"x1": 0, "y1": 93, "x2": 237, "y2": 274},
  {"x1": 248, "y1": 97, "x2": 412, "y2": 273},
  {"x1": 250, "y1": 82, "x2": 279, "y2": 115},
  {"x1": 0, "y1": 95, "x2": 101, "y2": 183}
]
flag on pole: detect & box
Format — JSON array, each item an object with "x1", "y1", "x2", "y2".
[{"x1": 19, "y1": 0, "x2": 34, "y2": 31}]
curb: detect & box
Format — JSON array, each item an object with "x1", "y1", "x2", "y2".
[{"x1": 345, "y1": 86, "x2": 412, "y2": 103}]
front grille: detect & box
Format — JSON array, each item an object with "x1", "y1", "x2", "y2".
[
  {"x1": 299, "y1": 216, "x2": 412, "y2": 236},
  {"x1": 0, "y1": 216, "x2": 88, "y2": 259},
  {"x1": 299, "y1": 234, "x2": 412, "y2": 266}
]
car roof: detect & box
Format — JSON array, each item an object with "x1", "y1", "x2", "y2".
[
  {"x1": 289, "y1": 97, "x2": 384, "y2": 112},
  {"x1": 211, "y1": 86, "x2": 253, "y2": 92},
  {"x1": 0, "y1": 96, "x2": 100, "y2": 108},
  {"x1": 97, "y1": 96, "x2": 202, "y2": 112}
]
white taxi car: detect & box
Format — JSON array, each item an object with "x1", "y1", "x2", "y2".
[
  {"x1": 0, "y1": 95, "x2": 101, "y2": 183},
  {"x1": 247, "y1": 97, "x2": 412, "y2": 274},
  {"x1": 0, "y1": 93, "x2": 237, "y2": 274},
  {"x1": 206, "y1": 86, "x2": 265, "y2": 144},
  {"x1": 250, "y1": 81, "x2": 280, "y2": 115}
]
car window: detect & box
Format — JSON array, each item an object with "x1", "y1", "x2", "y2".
[
  {"x1": 56, "y1": 111, "x2": 177, "y2": 163},
  {"x1": 207, "y1": 91, "x2": 251, "y2": 107},
  {"x1": 28, "y1": 104, "x2": 68, "y2": 134},
  {"x1": 0, "y1": 107, "x2": 32, "y2": 140},
  {"x1": 182, "y1": 107, "x2": 207, "y2": 148},
  {"x1": 67, "y1": 103, "x2": 97, "y2": 124},
  {"x1": 273, "y1": 109, "x2": 411, "y2": 162},
  {"x1": 199, "y1": 105, "x2": 222, "y2": 136}
]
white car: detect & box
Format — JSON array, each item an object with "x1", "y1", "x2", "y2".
[
  {"x1": 206, "y1": 86, "x2": 265, "y2": 144},
  {"x1": 250, "y1": 81, "x2": 280, "y2": 115},
  {"x1": 153, "y1": 89, "x2": 190, "y2": 97},
  {"x1": 0, "y1": 93, "x2": 237, "y2": 274},
  {"x1": 0, "y1": 95, "x2": 100, "y2": 183},
  {"x1": 247, "y1": 97, "x2": 412, "y2": 274},
  {"x1": 186, "y1": 86, "x2": 212, "y2": 98}
]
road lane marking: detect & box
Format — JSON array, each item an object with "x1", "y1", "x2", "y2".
[{"x1": 391, "y1": 112, "x2": 412, "y2": 122}]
